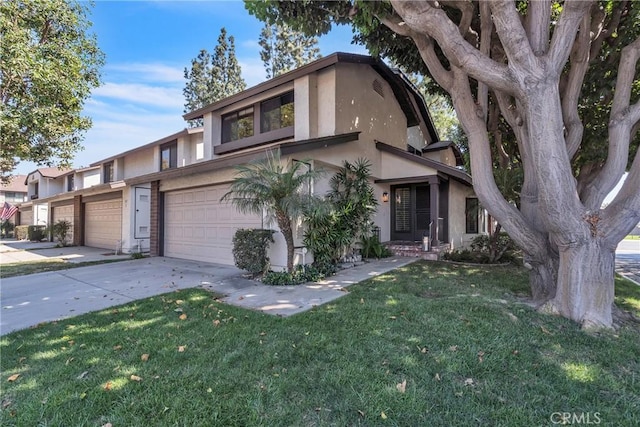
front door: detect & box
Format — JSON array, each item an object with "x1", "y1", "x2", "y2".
[{"x1": 391, "y1": 185, "x2": 431, "y2": 241}]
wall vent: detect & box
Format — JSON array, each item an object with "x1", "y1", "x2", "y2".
[{"x1": 372, "y1": 79, "x2": 385, "y2": 98}]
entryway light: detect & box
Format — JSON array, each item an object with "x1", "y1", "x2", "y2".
[{"x1": 382, "y1": 192, "x2": 389, "y2": 203}]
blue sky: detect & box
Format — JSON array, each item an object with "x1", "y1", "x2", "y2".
[{"x1": 15, "y1": 0, "x2": 365, "y2": 175}]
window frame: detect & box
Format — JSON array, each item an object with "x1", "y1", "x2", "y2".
[
  {"x1": 260, "y1": 91, "x2": 294, "y2": 133},
  {"x1": 160, "y1": 141, "x2": 178, "y2": 171},
  {"x1": 221, "y1": 107, "x2": 255, "y2": 144},
  {"x1": 67, "y1": 175, "x2": 75, "y2": 192},
  {"x1": 465, "y1": 197, "x2": 480, "y2": 234},
  {"x1": 103, "y1": 162, "x2": 114, "y2": 184}
]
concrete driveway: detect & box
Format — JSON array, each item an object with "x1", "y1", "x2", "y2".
[{"x1": 0, "y1": 257, "x2": 245, "y2": 335}]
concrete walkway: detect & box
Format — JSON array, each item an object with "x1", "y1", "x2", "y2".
[{"x1": 1, "y1": 240, "x2": 132, "y2": 264}]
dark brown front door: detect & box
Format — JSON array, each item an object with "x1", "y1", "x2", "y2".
[{"x1": 391, "y1": 185, "x2": 431, "y2": 241}]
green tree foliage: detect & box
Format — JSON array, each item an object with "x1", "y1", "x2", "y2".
[
  {"x1": 259, "y1": 22, "x2": 321, "y2": 80},
  {"x1": 0, "y1": 0, "x2": 104, "y2": 181},
  {"x1": 183, "y1": 27, "x2": 246, "y2": 127},
  {"x1": 222, "y1": 150, "x2": 322, "y2": 273},
  {"x1": 303, "y1": 159, "x2": 377, "y2": 268}
]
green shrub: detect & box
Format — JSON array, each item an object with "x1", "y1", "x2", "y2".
[
  {"x1": 131, "y1": 252, "x2": 145, "y2": 260},
  {"x1": 51, "y1": 220, "x2": 72, "y2": 246},
  {"x1": 15, "y1": 225, "x2": 28, "y2": 240},
  {"x1": 1, "y1": 220, "x2": 15, "y2": 237},
  {"x1": 469, "y1": 232, "x2": 519, "y2": 263},
  {"x1": 262, "y1": 264, "x2": 326, "y2": 286},
  {"x1": 27, "y1": 225, "x2": 46, "y2": 242},
  {"x1": 232, "y1": 228, "x2": 275, "y2": 275},
  {"x1": 360, "y1": 234, "x2": 392, "y2": 259}
]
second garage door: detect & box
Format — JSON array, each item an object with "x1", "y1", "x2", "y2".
[
  {"x1": 164, "y1": 185, "x2": 262, "y2": 265},
  {"x1": 85, "y1": 199, "x2": 122, "y2": 250},
  {"x1": 52, "y1": 204, "x2": 74, "y2": 244}
]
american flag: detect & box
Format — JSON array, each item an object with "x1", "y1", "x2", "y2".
[{"x1": 0, "y1": 202, "x2": 18, "y2": 221}]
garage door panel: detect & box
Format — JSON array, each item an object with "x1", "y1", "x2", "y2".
[
  {"x1": 164, "y1": 185, "x2": 261, "y2": 265},
  {"x1": 85, "y1": 199, "x2": 122, "y2": 250},
  {"x1": 52, "y1": 205, "x2": 74, "y2": 243}
]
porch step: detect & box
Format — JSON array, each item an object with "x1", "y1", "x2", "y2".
[{"x1": 384, "y1": 241, "x2": 450, "y2": 261}]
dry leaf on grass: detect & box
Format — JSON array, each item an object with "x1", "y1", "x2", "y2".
[
  {"x1": 113, "y1": 345, "x2": 122, "y2": 351},
  {"x1": 357, "y1": 410, "x2": 365, "y2": 417},
  {"x1": 130, "y1": 375, "x2": 142, "y2": 382},
  {"x1": 179, "y1": 313, "x2": 187, "y2": 320},
  {"x1": 178, "y1": 346, "x2": 186, "y2": 352},
  {"x1": 7, "y1": 374, "x2": 20, "y2": 382},
  {"x1": 102, "y1": 423, "x2": 113, "y2": 427},
  {"x1": 396, "y1": 379, "x2": 407, "y2": 393},
  {"x1": 213, "y1": 319, "x2": 220, "y2": 327},
  {"x1": 141, "y1": 353, "x2": 149, "y2": 362},
  {"x1": 464, "y1": 378, "x2": 475, "y2": 386},
  {"x1": 381, "y1": 411, "x2": 388, "y2": 419},
  {"x1": 104, "y1": 382, "x2": 113, "y2": 391}
]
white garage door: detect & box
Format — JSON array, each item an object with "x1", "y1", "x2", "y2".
[
  {"x1": 85, "y1": 199, "x2": 122, "y2": 250},
  {"x1": 164, "y1": 185, "x2": 262, "y2": 265},
  {"x1": 52, "y1": 205, "x2": 74, "y2": 244},
  {"x1": 19, "y1": 209, "x2": 32, "y2": 226}
]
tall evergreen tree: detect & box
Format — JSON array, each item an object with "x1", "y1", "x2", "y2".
[
  {"x1": 259, "y1": 23, "x2": 321, "y2": 80},
  {"x1": 183, "y1": 28, "x2": 246, "y2": 127}
]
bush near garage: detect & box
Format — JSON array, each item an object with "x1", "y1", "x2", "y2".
[{"x1": 232, "y1": 228, "x2": 275, "y2": 276}]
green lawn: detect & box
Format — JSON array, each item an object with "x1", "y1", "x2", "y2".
[{"x1": 1, "y1": 262, "x2": 639, "y2": 426}]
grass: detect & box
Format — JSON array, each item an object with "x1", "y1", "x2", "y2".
[
  {"x1": 1, "y1": 262, "x2": 639, "y2": 426},
  {"x1": 624, "y1": 235, "x2": 640, "y2": 240},
  {"x1": 0, "y1": 259, "x2": 128, "y2": 279}
]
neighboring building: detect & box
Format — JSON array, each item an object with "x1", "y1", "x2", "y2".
[
  {"x1": 1, "y1": 175, "x2": 28, "y2": 224},
  {"x1": 15, "y1": 53, "x2": 488, "y2": 267}
]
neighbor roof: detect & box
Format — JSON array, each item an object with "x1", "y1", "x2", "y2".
[
  {"x1": 1, "y1": 175, "x2": 28, "y2": 192},
  {"x1": 24, "y1": 167, "x2": 72, "y2": 184}
]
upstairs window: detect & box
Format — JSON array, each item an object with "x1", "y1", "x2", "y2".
[
  {"x1": 103, "y1": 162, "x2": 114, "y2": 183},
  {"x1": 160, "y1": 141, "x2": 177, "y2": 170},
  {"x1": 261, "y1": 92, "x2": 294, "y2": 133},
  {"x1": 222, "y1": 107, "x2": 254, "y2": 143},
  {"x1": 67, "y1": 175, "x2": 75, "y2": 192}
]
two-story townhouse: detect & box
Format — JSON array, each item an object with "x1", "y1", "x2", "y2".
[
  {"x1": 29, "y1": 53, "x2": 487, "y2": 268},
  {"x1": 106, "y1": 52, "x2": 484, "y2": 269},
  {"x1": 17, "y1": 168, "x2": 72, "y2": 227}
]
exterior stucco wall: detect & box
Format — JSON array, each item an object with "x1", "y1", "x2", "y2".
[
  {"x1": 315, "y1": 68, "x2": 336, "y2": 138},
  {"x1": 81, "y1": 169, "x2": 101, "y2": 188},
  {"x1": 423, "y1": 148, "x2": 458, "y2": 168},
  {"x1": 448, "y1": 180, "x2": 481, "y2": 249},
  {"x1": 334, "y1": 63, "x2": 408, "y2": 178},
  {"x1": 124, "y1": 148, "x2": 156, "y2": 179}
]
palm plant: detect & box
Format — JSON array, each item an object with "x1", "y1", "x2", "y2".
[{"x1": 221, "y1": 150, "x2": 322, "y2": 273}]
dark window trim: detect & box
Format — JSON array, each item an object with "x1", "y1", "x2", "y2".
[
  {"x1": 214, "y1": 126, "x2": 294, "y2": 155},
  {"x1": 221, "y1": 106, "x2": 255, "y2": 144},
  {"x1": 103, "y1": 162, "x2": 114, "y2": 184},
  {"x1": 160, "y1": 141, "x2": 178, "y2": 170},
  {"x1": 67, "y1": 175, "x2": 75, "y2": 192},
  {"x1": 260, "y1": 91, "x2": 294, "y2": 133},
  {"x1": 465, "y1": 197, "x2": 479, "y2": 234}
]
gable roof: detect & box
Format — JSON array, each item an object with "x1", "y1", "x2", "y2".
[
  {"x1": 24, "y1": 167, "x2": 72, "y2": 184},
  {"x1": 182, "y1": 52, "x2": 439, "y2": 142},
  {"x1": 1, "y1": 175, "x2": 28, "y2": 193},
  {"x1": 375, "y1": 141, "x2": 472, "y2": 186},
  {"x1": 422, "y1": 140, "x2": 465, "y2": 167}
]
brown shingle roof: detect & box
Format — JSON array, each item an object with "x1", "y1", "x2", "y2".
[{"x1": 1, "y1": 175, "x2": 28, "y2": 192}]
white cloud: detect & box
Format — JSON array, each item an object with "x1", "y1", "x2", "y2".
[
  {"x1": 106, "y1": 62, "x2": 185, "y2": 83},
  {"x1": 92, "y1": 82, "x2": 184, "y2": 109},
  {"x1": 239, "y1": 57, "x2": 266, "y2": 87}
]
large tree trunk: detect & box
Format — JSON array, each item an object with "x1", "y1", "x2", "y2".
[
  {"x1": 526, "y1": 247, "x2": 559, "y2": 303},
  {"x1": 542, "y1": 238, "x2": 616, "y2": 329}
]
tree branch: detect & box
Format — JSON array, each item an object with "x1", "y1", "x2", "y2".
[
  {"x1": 548, "y1": 0, "x2": 594, "y2": 75},
  {"x1": 589, "y1": 0, "x2": 627, "y2": 63},
  {"x1": 389, "y1": 0, "x2": 516, "y2": 96},
  {"x1": 562, "y1": 13, "x2": 590, "y2": 159},
  {"x1": 524, "y1": 0, "x2": 551, "y2": 55},
  {"x1": 582, "y1": 35, "x2": 640, "y2": 208},
  {"x1": 488, "y1": 0, "x2": 538, "y2": 73},
  {"x1": 477, "y1": 1, "x2": 492, "y2": 123},
  {"x1": 378, "y1": 15, "x2": 453, "y2": 91}
]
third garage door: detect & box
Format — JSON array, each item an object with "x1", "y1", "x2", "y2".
[
  {"x1": 164, "y1": 185, "x2": 262, "y2": 265},
  {"x1": 85, "y1": 198, "x2": 122, "y2": 250},
  {"x1": 52, "y1": 204, "x2": 74, "y2": 244}
]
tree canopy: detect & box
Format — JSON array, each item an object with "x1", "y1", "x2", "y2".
[
  {"x1": 183, "y1": 27, "x2": 246, "y2": 127},
  {"x1": 259, "y1": 22, "x2": 321, "y2": 80},
  {"x1": 246, "y1": 0, "x2": 640, "y2": 329},
  {"x1": 0, "y1": 0, "x2": 104, "y2": 181}
]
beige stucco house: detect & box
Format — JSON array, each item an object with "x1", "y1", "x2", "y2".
[{"x1": 16, "y1": 53, "x2": 487, "y2": 267}]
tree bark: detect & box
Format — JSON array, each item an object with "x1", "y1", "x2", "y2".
[{"x1": 541, "y1": 238, "x2": 615, "y2": 330}]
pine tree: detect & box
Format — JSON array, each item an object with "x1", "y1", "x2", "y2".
[
  {"x1": 183, "y1": 28, "x2": 246, "y2": 127},
  {"x1": 259, "y1": 23, "x2": 321, "y2": 80}
]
